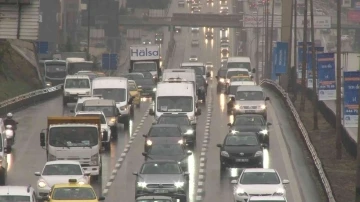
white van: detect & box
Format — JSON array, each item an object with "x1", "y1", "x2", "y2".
[
  {"x1": 162, "y1": 69, "x2": 197, "y2": 94},
  {"x1": 227, "y1": 81, "x2": 256, "y2": 98},
  {"x1": 149, "y1": 82, "x2": 201, "y2": 126},
  {"x1": 91, "y1": 77, "x2": 134, "y2": 129},
  {"x1": 233, "y1": 85, "x2": 269, "y2": 118},
  {"x1": 63, "y1": 75, "x2": 91, "y2": 106},
  {"x1": 226, "y1": 57, "x2": 255, "y2": 76},
  {"x1": 180, "y1": 62, "x2": 210, "y2": 81}
]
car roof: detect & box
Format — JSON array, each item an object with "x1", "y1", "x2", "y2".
[
  {"x1": 243, "y1": 168, "x2": 276, "y2": 173},
  {"x1": 151, "y1": 124, "x2": 179, "y2": 128},
  {"x1": 249, "y1": 196, "x2": 286, "y2": 200},
  {"x1": 0, "y1": 186, "x2": 34, "y2": 196},
  {"x1": 236, "y1": 85, "x2": 263, "y2": 91},
  {"x1": 53, "y1": 183, "x2": 93, "y2": 188},
  {"x1": 137, "y1": 195, "x2": 172, "y2": 200},
  {"x1": 227, "y1": 68, "x2": 249, "y2": 72},
  {"x1": 143, "y1": 159, "x2": 179, "y2": 163},
  {"x1": 45, "y1": 160, "x2": 81, "y2": 165},
  {"x1": 65, "y1": 75, "x2": 90, "y2": 79},
  {"x1": 83, "y1": 99, "x2": 116, "y2": 106},
  {"x1": 77, "y1": 97, "x2": 102, "y2": 103}
]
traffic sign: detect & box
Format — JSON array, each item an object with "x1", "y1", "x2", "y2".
[
  {"x1": 102, "y1": 53, "x2": 118, "y2": 70},
  {"x1": 36, "y1": 41, "x2": 48, "y2": 54}
]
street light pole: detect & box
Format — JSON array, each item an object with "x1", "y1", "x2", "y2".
[
  {"x1": 256, "y1": 9, "x2": 260, "y2": 84},
  {"x1": 87, "y1": 0, "x2": 91, "y2": 61},
  {"x1": 335, "y1": 0, "x2": 342, "y2": 159},
  {"x1": 309, "y1": 0, "x2": 318, "y2": 129},
  {"x1": 300, "y1": 0, "x2": 308, "y2": 111}
]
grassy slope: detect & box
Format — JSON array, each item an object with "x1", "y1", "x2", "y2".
[{"x1": 0, "y1": 41, "x2": 42, "y2": 101}]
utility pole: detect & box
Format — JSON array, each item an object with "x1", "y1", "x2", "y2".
[
  {"x1": 87, "y1": 0, "x2": 91, "y2": 61},
  {"x1": 309, "y1": 0, "x2": 318, "y2": 129},
  {"x1": 293, "y1": 0, "x2": 298, "y2": 97},
  {"x1": 335, "y1": 0, "x2": 342, "y2": 159},
  {"x1": 356, "y1": 87, "x2": 360, "y2": 201},
  {"x1": 300, "y1": 0, "x2": 308, "y2": 111},
  {"x1": 286, "y1": 0, "x2": 294, "y2": 92},
  {"x1": 255, "y1": 9, "x2": 260, "y2": 84},
  {"x1": 268, "y1": 0, "x2": 275, "y2": 77},
  {"x1": 264, "y1": 1, "x2": 269, "y2": 79}
]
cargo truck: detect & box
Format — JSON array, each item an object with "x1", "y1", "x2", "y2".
[
  {"x1": 40, "y1": 117, "x2": 106, "y2": 180},
  {"x1": 129, "y1": 45, "x2": 162, "y2": 81}
]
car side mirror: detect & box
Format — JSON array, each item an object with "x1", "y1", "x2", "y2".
[
  {"x1": 84, "y1": 171, "x2": 91, "y2": 176},
  {"x1": 267, "y1": 122, "x2": 272, "y2": 126},
  {"x1": 282, "y1": 179, "x2": 290, "y2": 184},
  {"x1": 265, "y1": 97, "x2": 270, "y2": 101},
  {"x1": 206, "y1": 72, "x2": 211, "y2": 77},
  {"x1": 70, "y1": 109, "x2": 75, "y2": 113},
  {"x1": 231, "y1": 180, "x2": 237, "y2": 184},
  {"x1": 216, "y1": 144, "x2": 222, "y2": 148},
  {"x1": 149, "y1": 108, "x2": 155, "y2": 116},
  {"x1": 142, "y1": 134, "x2": 147, "y2": 138},
  {"x1": 227, "y1": 123, "x2": 232, "y2": 126},
  {"x1": 195, "y1": 108, "x2": 201, "y2": 116},
  {"x1": 98, "y1": 196, "x2": 105, "y2": 201},
  {"x1": 40, "y1": 132, "x2": 45, "y2": 147},
  {"x1": 252, "y1": 68, "x2": 256, "y2": 73},
  {"x1": 142, "y1": 152, "x2": 148, "y2": 157},
  {"x1": 34, "y1": 172, "x2": 41, "y2": 176}
]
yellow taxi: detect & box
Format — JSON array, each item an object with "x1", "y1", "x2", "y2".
[
  {"x1": 128, "y1": 80, "x2": 141, "y2": 108},
  {"x1": 43, "y1": 179, "x2": 105, "y2": 202}
]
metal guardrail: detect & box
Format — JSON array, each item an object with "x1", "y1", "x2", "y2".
[
  {"x1": 260, "y1": 79, "x2": 336, "y2": 202},
  {"x1": 0, "y1": 84, "x2": 63, "y2": 116}
]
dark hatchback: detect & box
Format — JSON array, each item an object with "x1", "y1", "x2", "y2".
[
  {"x1": 217, "y1": 132, "x2": 265, "y2": 171},
  {"x1": 142, "y1": 143, "x2": 192, "y2": 171},
  {"x1": 155, "y1": 114, "x2": 196, "y2": 147},
  {"x1": 228, "y1": 114, "x2": 272, "y2": 147},
  {"x1": 143, "y1": 124, "x2": 185, "y2": 151}
]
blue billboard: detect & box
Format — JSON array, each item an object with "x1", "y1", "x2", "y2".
[
  {"x1": 317, "y1": 53, "x2": 336, "y2": 100},
  {"x1": 343, "y1": 71, "x2": 360, "y2": 127},
  {"x1": 274, "y1": 42, "x2": 288, "y2": 74},
  {"x1": 102, "y1": 53, "x2": 118, "y2": 70},
  {"x1": 271, "y1": 47, "x2": 277, "y2": 81}
]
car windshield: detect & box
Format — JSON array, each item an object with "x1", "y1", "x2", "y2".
[
  {"x1": 218, "y1": 69, "x2": 227, "y2": 77},
  {"x1": 234, "y1": 116, "x2": 264, "y2": 126},
  {"x1": 140, "y1": 162, "x2": 181, "y2": 174},
  {"x1": 76, "y1": 114, "x2": 106, "y2": 124},
  {"x1": 92, "y1": 88, "x2": 126, "y2": 102},
  {"x1": 48, "y1": 127, "x2": 98, "y2": 147},
  {"x1": 181, "y1": 66, "x2": 205, "y2": 75},
  {"x1": 225, "y1": 135, "x2": 259, "y2": 146},
  {"x1": 83, "y1": 106, "x2": 116, "y2": 117},
  {"x1": 229, "y1": 85, "x2": 240, "y2": 95},
  {"x1": 64, "y1": 79, "x2": 90, "y2": 88},
  {"x1": 136, "y1": 78, "x2": 155, "y2": 86},
  {"x1": 149, "y1": 127, "x2": 181, "y2": 137},
  {"x1": 157, "y1": 96, "x2": 193, "y2": 112},
  {"x1": 158, "y1": 116, "x2": 190, "y2": 125},
  {"x1": 45, "y1": 64, "x2": 66, "y2": 77},
  {"x1": 133, "y1": 62, "x2": 157, "y2": 72},
  {"x1": 0, "y1": 196, "x2": 30, "y2": 202},
  {"x1": 236, "y1": 91, "x2": 264, "y2": 100},
  {"x1": 231, "y1": 77, "x2": 252, "y2": 82},
  {"x1": 227, "y1": 71, "x2": 249, "y2": 78},
  {"x1": 52, "y1": 187, "x2": 96, "y2": 200},
  {"x1": 75, "y1": 103, "x2": 83, "y2": 112},
  {"x1": 42, "y1": 164, "x2": 83, "y2": 175},
  {"x1": 148, "y1": 144, "x2": 185, "y2": 156},
  {"x1": 240, "y1": 172, "x2": 280, "y2": 184},
  {"x1": 227, "y1": 62, "x2": 251, "y2": 71}
]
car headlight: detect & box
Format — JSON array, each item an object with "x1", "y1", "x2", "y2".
[
  {"x1": 185, "y1": 129, "x2": 194, "y2": 135},
  {"x1": 90, "y1": 154, "x2": 98, "y2": 166},
  {"x1": 38, "y1": 180, "x2": 47, "y2": 188},
  {"x1": 254, "y1": 150, "x2": 263, "y2": 157},
  {"x1": 146, "y1": 140, "x2": 152, "y2": 145},
  {"x1": 46, "y1": 82, "x2": 52, "y2": 87},
  {"x1": 259, "y1": 129, "x2": 268, "y2": 135},
  {"x1": 109, "y1": 117, "x2": 116, "y2": 125},
  {"x1": 226, "y1": 79, "x2": 230, "y2": 83},
  {"x1": 259, "y1": 104, "x2": 266, "y2": 109},
  {"x1": 137, "y1": 182, "x2": 147, "y2": 188},
  {"x1": 220, "y1": 151, "x2": 229, "y2": 157},
  {"x1": 138, "y1": 85, "x2": 142, "y2": 89},
  {"x1": 178, "y1": 139, "x2": 184, "y2": 145},
  {"x1": 153, "y1": 88, "x2": 157, "y2": 91},
  {"x1": 120, "y1": 106, "x2": 127, "y2": 110},
  {"x1": 219, "y1": 78, "x2": 225, "y2": 83},
  {"x1": 273, "y1": 188, "x2": 285, "y2": 196},
  {"x1": 174, "y1": 181, "x2": 185, "y2": 188},
  {"x1": 236, "y1": 188, "x2": 247, "y2": 196},
  {"x1": 234, "y1": 105, "x2": 240, "y2": 109}
]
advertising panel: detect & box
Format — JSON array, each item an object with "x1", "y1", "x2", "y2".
[
  {"x1": 317, "y1": 53, "x2": 336, "y2": 100},
  {"x1": 343, "y1": 71, "x2": 360, "y2": 127}
]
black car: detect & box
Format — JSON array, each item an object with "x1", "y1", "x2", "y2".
[
  {"x1": 227, "y1": 114, "x2": 271, "y2": 147},
  {"x1": 216, "y1": 68, "x2": 227, "y2": 93},
  {"x1": 142, "y1": 143, "x2": 192, "y2": 171},
  {"x1": 143, "y1": 124, "x2": 185, "y2": 151},
  {"x1": 155, "y1": 114, "x2": 196, "y2": 146},
  {"x1": 196, "y1": 75, "x2": 207, "y2": 102},
  {"x1": 121, "y1": 73, "x2": 156, "y2": 98},
  {"x1": 217, "y1": 132, "x2": 265, "y2": 171}
]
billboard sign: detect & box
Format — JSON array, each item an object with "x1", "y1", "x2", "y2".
[
  {"x1": 272, "y1": 47, "x2": 278, "y2": 81},
  {"x1": 296, "y1": 16, "x2": 331, "y2": 29},
  {"x1": 317, "y1": 53, "x2": 336, "y2": 100},
  {"x1": 243, "y1": 15, "x2": 282, "y2": 28},
  {"x1": 274, "y1": 42, "x2": 288, "y2": 74},
  {"x1": 343, "y1": 71, "x2": 360, "y2": 127},
  {"x1": 347, "y1": 10, "x2": 360, "y2": 22}
]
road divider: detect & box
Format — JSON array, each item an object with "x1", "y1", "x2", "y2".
[{"x1": 260, "y1": 79, "x2": 336, "y2": 202}]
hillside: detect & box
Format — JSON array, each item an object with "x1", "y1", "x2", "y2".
[{"x1": 0, "y1": 40, "x2": 42, "y2": 102}]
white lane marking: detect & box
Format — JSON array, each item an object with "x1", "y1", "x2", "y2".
[
  {"x1": 102, "y1": 105, "x2": 151, "y2": 196},
  {"x1": 195, "y1": 89, "x2": 213, "y2": 201}
]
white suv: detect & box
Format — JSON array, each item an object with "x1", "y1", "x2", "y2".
[{"x1": 0, "y1": 186, "x2": 37, "y2": 202}]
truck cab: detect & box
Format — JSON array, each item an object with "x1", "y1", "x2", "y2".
[{"x1": 40, "y1": 117, "x2": 103, "y2": 180}]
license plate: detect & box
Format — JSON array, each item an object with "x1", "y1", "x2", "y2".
[
  {"x1": 154, "y1": 189, "x2": 168, "y2": 193},
  {"x1": 245, "y1": 110, "x2": 255, "y2": 113},
  {"x1": 236, "y1": 159, "x2": 249, "y2": 162}
]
